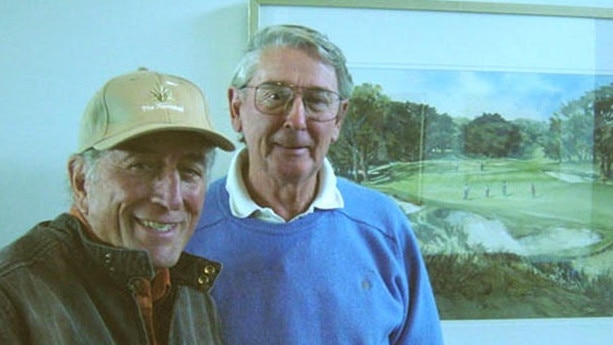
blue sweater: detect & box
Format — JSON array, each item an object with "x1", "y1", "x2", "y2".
[{"x1": 186, "y1": 177, "x2": 443, "y2": 345}]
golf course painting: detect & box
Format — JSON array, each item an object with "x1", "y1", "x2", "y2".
[{"x1": 329, "y1": 68, "x2": 613, "y2": 320}]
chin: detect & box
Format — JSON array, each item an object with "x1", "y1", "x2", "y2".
[{"x1": 276, "y1": 161, "x2": 315, "y2": 178}]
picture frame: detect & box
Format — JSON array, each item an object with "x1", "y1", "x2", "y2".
[
  {"x1": 249, "y1": 1, "x2": 613, "y2": 344},
  {"x1": 249, "y1": 0, "x2": 613, "y2": 36}
]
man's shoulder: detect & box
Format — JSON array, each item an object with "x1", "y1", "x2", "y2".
[
  {"x1": 0, "y1": 215, "x2": 77, "y2": 278},
  {"x1": 336, "y1": 177, "x2": 398, "y2": 208},
  {"x1": 335, "y1": 177, "x2": 411, "y2": 235},
  {"x1": 198, "y1": 176, "x2": 230, "y2": 225},
  {"x1": 205, "y1": 177, "x2": 226, "y2": 200}
]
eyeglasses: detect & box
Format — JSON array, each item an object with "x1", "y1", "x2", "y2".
[{"x1": 242, "y1": 82, "x2": 342, "y2": 122}]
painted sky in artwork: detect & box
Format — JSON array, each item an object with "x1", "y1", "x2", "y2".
[{"x1": 351, "y1": 68, "x2": 613, "y2": 122}]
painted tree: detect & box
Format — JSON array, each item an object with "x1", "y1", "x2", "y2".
[
  {"x1": 592, "y1": 84, "x2": 613, "y2": 180},
  {"x1": 542, "y1": 116, "x2": 563, "y2": 162},
  {"x1": 383, "y1": 101, "x2": 423, "y2": 162},
  {"x1": 557, "y1": 99, "x2": 594, "y2": 162},
  {"x1": 424, "y1": 111, "x2": 458, "y2": 158},
  {"x1": 462, "y1": 113, "x2": 522, "y2": 157},
  {"x1": 512, "y1": 118, "x2": 548, "y2": 159},
  {"x1": 329, "y1": 83, "x2": 389, "y2": 181}
]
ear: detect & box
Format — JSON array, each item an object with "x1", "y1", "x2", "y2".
[
  {"x1": 68, "y1": 156, "x2": 89, "y2": 215},
  {"x1": 331, "y1": 99, "x2": 349, "y2": 143},
  {"x1": 228, "y1": 87, "x2": 243, "y2": 133}
]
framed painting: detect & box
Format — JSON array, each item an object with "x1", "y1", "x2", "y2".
[{"x1": 249, "y1": 1, "x2": 613, "y2": 344}]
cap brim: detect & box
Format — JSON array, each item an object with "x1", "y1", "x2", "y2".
[{"x1": 89, "y1": 124, "x2": 235, "y2": 152}]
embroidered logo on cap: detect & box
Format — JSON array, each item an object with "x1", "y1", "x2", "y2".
[
  {"x1": 151, "y1": 84, "x2": 172, "y2": 103},
  {"x1": 142, "y1": 82, "x2": 184, "y2": 112}
]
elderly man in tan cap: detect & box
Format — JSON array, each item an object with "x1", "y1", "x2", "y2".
[{"x1": 0, "y1": 68, "x2": 234, "y2": 344}]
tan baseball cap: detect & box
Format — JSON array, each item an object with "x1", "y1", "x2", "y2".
[{"x1": 78, "y1": 68, "x2": 235, "y2": 153}]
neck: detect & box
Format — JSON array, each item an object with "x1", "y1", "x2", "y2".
[{"x1": 243, "y1": 164, "x2": 319, "y2": 221}]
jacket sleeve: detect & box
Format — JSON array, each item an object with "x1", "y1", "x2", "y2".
[{"x1": 0, "y1": 286, "x2": 28, "y2": 344}]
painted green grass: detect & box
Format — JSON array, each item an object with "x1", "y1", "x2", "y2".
[
  {"x1": 364, "y1": 157, "x2": 613, "y2": 318},
  {"x1": 365, "y1": 157, "x2": 613, "y2": 255}
]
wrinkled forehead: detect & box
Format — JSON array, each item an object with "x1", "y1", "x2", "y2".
[{"x1": 253, "y1": 47, "x2": 338, "y2": 91}]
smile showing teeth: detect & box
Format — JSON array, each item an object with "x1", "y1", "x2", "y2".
[{"x1": 140, "y1": 220, "x2": 176, "y2": 232}]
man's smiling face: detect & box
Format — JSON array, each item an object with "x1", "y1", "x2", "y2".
[{"x1": 74, "y1": 132, "x2": 210, "y2": 268}]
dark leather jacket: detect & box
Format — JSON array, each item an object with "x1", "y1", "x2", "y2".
[{"x1": 0, "y1": 213, "x2": 223, "y2": 344}]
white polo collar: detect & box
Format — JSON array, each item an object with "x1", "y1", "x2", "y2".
[{"x1": 225, "y1": 148, "x2": 344, "y2": 223}]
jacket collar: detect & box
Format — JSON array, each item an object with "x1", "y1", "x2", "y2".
[{"x1": 56, "y1": 213, "x2": 221, "y2": 292}]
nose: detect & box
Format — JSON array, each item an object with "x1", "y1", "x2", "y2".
[
  {"x1": 283, "y1": 94, "x2": 308, "y2": 130},
  {"x1": 152, "y1": 170, "x2": 182, "y2": 210}
]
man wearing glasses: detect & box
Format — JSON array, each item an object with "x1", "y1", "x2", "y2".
[{"x1": 186, "y1": 24, "x2": 443, "y2": 345}]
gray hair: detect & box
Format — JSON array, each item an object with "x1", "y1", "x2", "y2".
[
  {"x1": 230, "y1": 24, "x2": 354, "y2": 99},
  {"x1": 76, "y1": 148, "x2": 107, "y2": 182}
]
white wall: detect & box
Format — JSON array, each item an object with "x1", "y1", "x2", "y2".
[
  {"x1": 2, "y1": 1, "x2": 612, "y2": 344},
  {"x1": 1, "y1": 0, "x2": 247, "y2": 244}
]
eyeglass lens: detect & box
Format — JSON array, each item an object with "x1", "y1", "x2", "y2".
[{"x1": 255, "y1": 83, "x2": 339, "y2": 120}]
